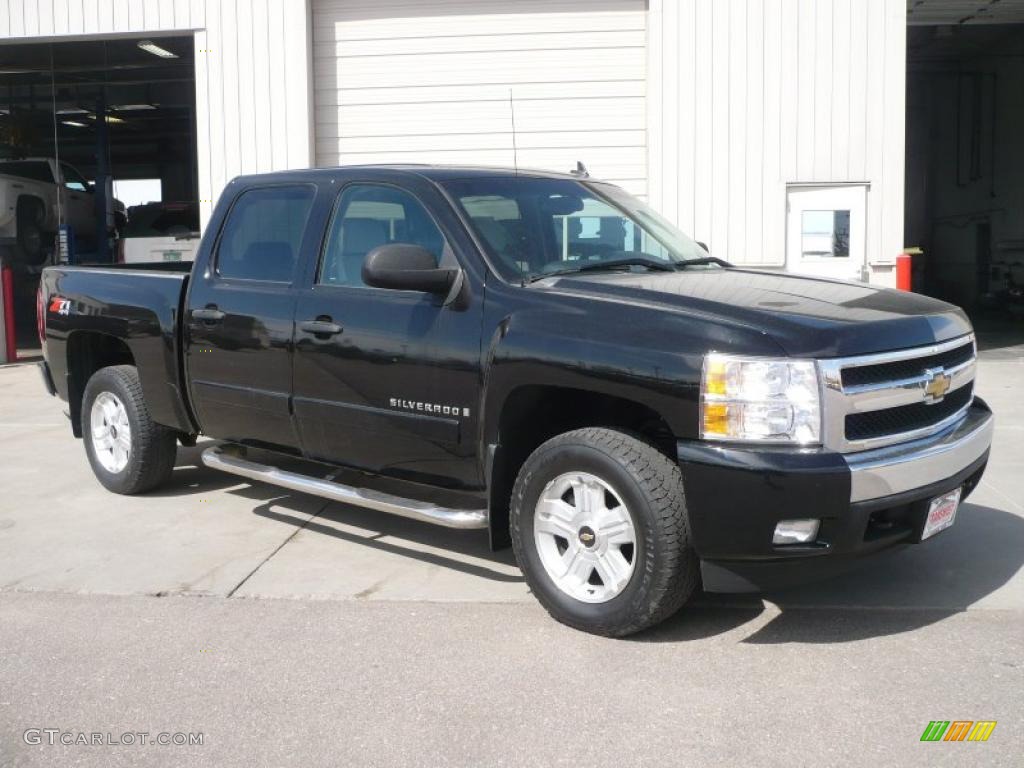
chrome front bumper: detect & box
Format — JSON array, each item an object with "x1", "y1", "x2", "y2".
[{"x1": 846, "y1": 401, "x2": 994, "y2": 503}]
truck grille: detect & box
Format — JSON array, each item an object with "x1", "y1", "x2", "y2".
[
  {"x1": 840, "y1": 340, "x2": 974, "y2": 388},
  {"x1": 818, "y1": 334, "x2": 977, "y2": 452},
  {"x1": 845, "y1": 383, "x2": 974, "y2": 441}
]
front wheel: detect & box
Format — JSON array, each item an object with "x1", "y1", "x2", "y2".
[
  {"x1": 510, "y1": 428, "x2": 699, "y2": 637},
  {"x1": 82, "y1": 365, "x2": 177, "y2": 494}
]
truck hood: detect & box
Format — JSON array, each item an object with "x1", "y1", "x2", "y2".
[{"x1": 541, "y1": 268, "x2": 972, "y2": 358}]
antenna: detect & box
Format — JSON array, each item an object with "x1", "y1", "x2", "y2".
[
  {"x1": 509, "y1": 89, "x2": 518, "y2": 175},
  {"x1": 570, "y1": 161, "x2": 589, "y2": 178}
]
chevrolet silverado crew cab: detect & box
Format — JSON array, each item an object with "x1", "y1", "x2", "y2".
[{"x1": 37, "y1": 165, "x2": 994, "y2": 636}]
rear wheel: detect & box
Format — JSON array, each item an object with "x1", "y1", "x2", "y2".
[
  {"x1": 81, "y1": 365, "x2": 177, "y2": 494},
  {"x1": 510, "y1": 427, "x2": 699, "y2": 637}
]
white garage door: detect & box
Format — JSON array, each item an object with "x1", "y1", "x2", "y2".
[{"x1": 312, "y1": 0, "x2": 648, "y2": 196}]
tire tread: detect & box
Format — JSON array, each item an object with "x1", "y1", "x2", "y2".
[{"x1": 511, "y1": 427, "x2": 698, "y2": 637}]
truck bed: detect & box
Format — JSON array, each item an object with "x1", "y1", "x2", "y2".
[{"x1": 39, "y1": 262, "x2": 195, "y2": 436}]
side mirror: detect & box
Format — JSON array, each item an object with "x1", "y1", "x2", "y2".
[
  {"x1": 696, "y1": 241, "x2": 709, "y2": 253},
  {"x1": 362, "y1": 243, "x2": 457, "y2": 294}
]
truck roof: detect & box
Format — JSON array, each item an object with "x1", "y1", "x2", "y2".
[{"x1": 230, "y1": 164, "x2": 595, "y2": 186}]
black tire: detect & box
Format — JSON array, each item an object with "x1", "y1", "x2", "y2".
[
  {"x1": 510, "y1": 427, "x2": 699, "y2": 637},
  {"x1": 15, "y1": 198, "x2": 47, "y2": 266},
  {"x1": 81, "y1": 365, "x2": 177, "y2": 494}
]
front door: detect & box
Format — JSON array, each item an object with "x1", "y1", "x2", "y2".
[
  {"x1": 291, "y1": 182, "x2": 483, "y2": 488},
  {"x1": 786, "y1": 185, "x2": 867, "y2": 281},
  {"x1": 185, "y1": 183, "x2": 318, "y2": 449}
]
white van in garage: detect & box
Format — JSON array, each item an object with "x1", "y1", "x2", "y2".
[{"x1": 121, "y1": 201, "x2": 200, "y2": 263}]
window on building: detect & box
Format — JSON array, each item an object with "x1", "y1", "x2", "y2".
[
  {"x1": 216, "y1": 185, "x2": 315, "y2": 282},
  {"x1": 801, "y1": 210, "x2": 851, "y2": 259}
]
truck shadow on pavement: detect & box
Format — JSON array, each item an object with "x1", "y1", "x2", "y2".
[
  {"x1": 149, "y1": 444, "x2": 523, "y2": 584},
  {"x1": 247, "y1": 496, "x2": 524, "y2": 584},
  {"x1": 150, "y1": 447, "x2": 1020, "y2": 631},
  {"x1": 642, "y1": 502, "x2": 1024, "y2": 644}
]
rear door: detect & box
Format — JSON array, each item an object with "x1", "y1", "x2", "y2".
[
  {"x1": 290, "y1": 178, "x2": 484, "y2": 488},
  {"x1": 185, "y1": 183, "x2": 318, "y2": 448}
]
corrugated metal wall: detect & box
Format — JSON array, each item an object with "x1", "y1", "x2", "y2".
[
  {"x1": 647, "y1": 0, "x2": 906, "y2": 280},
  {"x1": 0, "y1": 0, "x2": 314, "y2": 227},
  {"x1": 3, "y1": 0, "x2": 908, "y2": 277},
  {"x1": 311, "y1": 0, "x2": 648, "y2": 197}
]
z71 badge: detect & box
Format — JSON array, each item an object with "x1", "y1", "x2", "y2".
[
  {"x1": 48, "y1": 297, "x2": 71, "y2": 316},
  {"x1": 390, "y1": 398, "x2": 470, "y2": 418}
]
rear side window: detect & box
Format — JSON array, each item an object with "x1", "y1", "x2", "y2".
[
  {"x1": 125, "y1": 204, "x2": 200, "y2": 238},
  {"x1": 216, "y1": 185, "x2": 315, "y2": 282},
  {"x1": 0, "y1": 160, "x2": 55, "y2": 183}
]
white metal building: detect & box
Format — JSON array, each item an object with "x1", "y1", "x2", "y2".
[{"x1": 1, "y1": 0, "x2": 1023, "y2": 323}]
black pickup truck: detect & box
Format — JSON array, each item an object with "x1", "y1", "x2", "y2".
[{"x1": 37, "y1": 166, "x2": 994, "y2": 636}]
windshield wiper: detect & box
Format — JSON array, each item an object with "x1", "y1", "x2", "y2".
[{"x1": 527, "y1": 257, "x2": 676, "y2": 283}]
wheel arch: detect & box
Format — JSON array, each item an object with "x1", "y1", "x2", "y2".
[
  {"x1": 485, "y1": 383, "x2": 678, "y2": 549},
  {"x1": 66, "y1": 331, "x2": 136, "y2": 437}
]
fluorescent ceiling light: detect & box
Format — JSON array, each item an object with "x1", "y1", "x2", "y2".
[
  {"x1": 87, "y1": 113, "x2": 125, "y2": 124},
  {"x1": 137, "y1": 40, "x2": 178, "y2": 59},
  {"x1": 62, "y1": 120, "x2": 88, "y2": 128},
  {"x1": 56, "y1": 108, "x2": 89, "y2": 115},
  {"x1": 111, "y1": 104, "x2": 156, "y2": 111}
]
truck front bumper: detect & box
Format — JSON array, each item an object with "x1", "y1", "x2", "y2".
[{"x1": 677, "y1": 398, "x2": 994, "y2": 593}]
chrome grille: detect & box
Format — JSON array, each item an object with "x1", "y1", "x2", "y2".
[{"x1": 818, "y1": 334, "x2": 977, "y2": 452}]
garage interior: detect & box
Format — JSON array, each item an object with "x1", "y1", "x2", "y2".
[
  {"x1": 905, "y1": 1, "x2": 1024, "y2": 323},
  {"x1": 0, "y1": 34, "x2": 197, "y2": 357}
]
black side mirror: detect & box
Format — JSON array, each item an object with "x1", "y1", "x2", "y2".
[
  {"x1": 696, "y1": 241, "x2": 709, "y2": 253},
  {"x1": 362, "y1": 243, "x2": 457, "y2": 294}
]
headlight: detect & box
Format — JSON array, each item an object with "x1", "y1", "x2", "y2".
[{"x1": 700, "y1": 354, "x2": 821, "y2": 444}]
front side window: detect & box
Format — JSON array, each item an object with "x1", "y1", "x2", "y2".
[
  {"x1": 319, "y1": 184, "x2": 446, "y2": 287},
  {"x1": 216, "y1": 185, "x2": 315, "y2": 282},
  {"x1": 61, "y1": 163, "x2": 89, "y2": 192},
  {"x1": 444, "y1": 177, "x2": 709, "y2": 282}
]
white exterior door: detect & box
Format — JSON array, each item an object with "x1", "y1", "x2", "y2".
[
  {"x1": 311, "y1": 0, "x2": 648, "y2": 196},
  {"x1": 786, "y1": 185, "x2": 867, "y2": 282}
]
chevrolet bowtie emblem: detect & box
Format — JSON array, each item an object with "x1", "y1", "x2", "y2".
[{"x1": 923, "y1": 368, "x2": 952, "y2": 403}]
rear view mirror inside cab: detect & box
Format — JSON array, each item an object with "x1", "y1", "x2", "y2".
[{"x1": 541, "y1": 194, "x2": 585, "y2": 216}]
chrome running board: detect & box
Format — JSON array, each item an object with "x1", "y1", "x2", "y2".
[{"x1": 201, "y1": 445, "x2": 488, "y2": 530}]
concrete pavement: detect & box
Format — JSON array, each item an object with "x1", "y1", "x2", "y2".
[{"x1": 0, "y1": 335, "x2": 1022, "y2": 766}]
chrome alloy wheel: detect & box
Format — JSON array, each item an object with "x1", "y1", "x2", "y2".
[
  {"x1": 90, "y1": 392, "x2": 131, "y2": 473},
  {"x1": 533, "y1": 472, "x2": 637, "y2": 603}
]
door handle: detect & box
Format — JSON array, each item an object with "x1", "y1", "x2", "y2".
[
  {"x1": 299, "y1": 318, "x2": 344, "y2": 336},
  {"x1": 192, "y1": 307, "x2": 226, "y2": 322}
]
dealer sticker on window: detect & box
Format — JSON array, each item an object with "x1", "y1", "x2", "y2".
[{"x1": 922, "y1": 487, "x2": 961, "y2": 541}]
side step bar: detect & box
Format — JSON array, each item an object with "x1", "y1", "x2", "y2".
[{"x1": 201, "y1": 445, "x2": 488, "y2": 530}]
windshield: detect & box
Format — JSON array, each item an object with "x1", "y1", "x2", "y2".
[{"x1": 442, "y1": 177, "x2": 711, "y2": 282}]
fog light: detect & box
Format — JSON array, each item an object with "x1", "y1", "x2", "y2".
[{"x1": 773, "y1": 519, "x2": 820, "y2": 545}]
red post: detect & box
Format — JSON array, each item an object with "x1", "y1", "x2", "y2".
[
  {"x1": 896, "y1": 253, "x2": 912, "y2": 292},
  {"x1": 1, "y1": 264, "x2": 16, "y2": 363}
]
